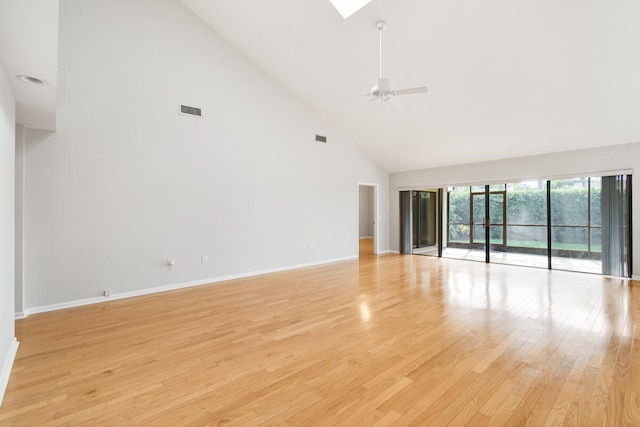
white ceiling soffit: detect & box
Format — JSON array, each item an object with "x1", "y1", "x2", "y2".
[
  {"x1": 0, "y1": 0, "x2": 59, "y2": 131},
  {"x1": 329, "y1": 0, "x2": 373, "y2": 19},
  {"x1": 179, "y1": 0, "x2": 640, "y2": 173}
]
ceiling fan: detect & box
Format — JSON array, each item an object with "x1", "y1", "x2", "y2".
[{"x1": 368, "y1": 20, "x2": 428, "y2": 108}]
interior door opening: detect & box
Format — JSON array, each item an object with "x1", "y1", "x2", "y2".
[{"x1": 358, "y1": 184, "x2": 377, "y2": 257}]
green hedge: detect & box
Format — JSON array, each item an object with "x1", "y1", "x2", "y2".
[
  {"x1": 449, "y1": 188, "x2": 600, "y2": 226},
  {"x1": 448, "y1": 187, "x2": 601, "y2": 247}
]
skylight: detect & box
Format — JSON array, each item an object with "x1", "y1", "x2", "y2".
[{"x1": 329, "y1": 0, "x2": 372, "y2": 19}]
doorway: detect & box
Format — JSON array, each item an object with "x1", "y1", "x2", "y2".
[
  {"x1": 358, "y1": 184, "x2": 377, "y2": 256},
  {"x1": 399, "y1": 189, "x2": 442, "y2": 256},
  {"x1": 412, "y1": 191, "x2": 439, "y2": 255}
]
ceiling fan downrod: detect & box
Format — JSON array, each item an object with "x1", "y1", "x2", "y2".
[
  {"x1": 367, "y1": 19, "x2": 427, "y2": 108},
  {"x1": 376, "y1": 20, "x2": 387, "y2": 80}
]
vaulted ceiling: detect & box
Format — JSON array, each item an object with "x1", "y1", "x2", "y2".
[{"x1": 2, "y1": 0, "x2": 640, "y2": 172}]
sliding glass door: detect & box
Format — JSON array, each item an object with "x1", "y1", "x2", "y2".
[
  {"x1": 413, "y1": 191, "x2": 438, "y2": 254},
  {"x1": 447, "y1": 186, "x2": 485, "y2": 261},
  {"x1": 400, "y1": 190, "x2": 442, "y2": 256},
  {"x1": 550, "y1": 178, "x2": 601, "y2": 273},
  {"x1": 489, "y1": 188, "x2": 506, "y2": 253},
  {"x1": 441, "y1": 174, "x2": 632, "y2": 277},
  {"x1": 501, "y1": 181, "x2": 548, "y2": 269},
  {"x1": 471, "y1": 190, "x2": 486, "y2": 248}
]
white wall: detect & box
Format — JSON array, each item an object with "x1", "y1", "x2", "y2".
[
  {"x1": 389, "y1": 142, "x2": 640, "y2": 277},
  {"x1": 358, "y1": 186, "x2": 374, "y2": 238},
  {"x1": 22, "y1": 0, "x2": 389, "y2": 311},
  {"x1": 0, "y1": 61, "x2": 17, "y2": 405}
]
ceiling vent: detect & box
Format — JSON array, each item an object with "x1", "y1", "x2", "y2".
[
  {"x1": 179, "y1": 104, "x2": 202, "y2": 118},
  {"x1": 315, "y1": 134, "x2": 327, "y2": 143}
]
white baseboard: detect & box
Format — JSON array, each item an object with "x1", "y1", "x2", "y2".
[
  {"x1": 359, "y1": 236, "x2": 374, "y2": 239},
  {"x1": 22, "y1": 255, "x2": 358, "y2": 317},
  {"x1": 632, "y1": 275, "x2": 640, "y2": 282},
  {"x1": 0, "y1": 338, "x2": 19, "y2": 408},
  {"x1": 374, "y1": 249, "x2": 395, "y2": 255}
]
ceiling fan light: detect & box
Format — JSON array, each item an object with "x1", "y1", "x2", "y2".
[{"x1": 329, "y1": 0, "x2": 372, "y2": 19}]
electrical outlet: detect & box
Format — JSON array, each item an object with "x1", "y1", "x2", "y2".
[
  {"x1": 167, "y1": 259, "x2": 175, "y2": 267},
  {"x1": 201, "y1": 256, "x2": 208, "y2": 264}
]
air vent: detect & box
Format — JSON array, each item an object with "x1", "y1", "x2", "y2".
[
  {"x1": 179, "y1": 104, "x2": 202, "y2": 118},
  {"x1": 315, "y1": 134, "x2": 327, "y2": 143}
]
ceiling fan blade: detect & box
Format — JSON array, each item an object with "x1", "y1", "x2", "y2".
[
  {"x1": 377, "y1": 78, "x2": 391, "y2": 92},
  {"x1": 394, "y1": 86, "x2": 428, "y2": 96}
]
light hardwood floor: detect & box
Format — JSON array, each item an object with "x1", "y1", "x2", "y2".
[{"x1": 1, "y1": 239, "x2": 639, "y2": 425}]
